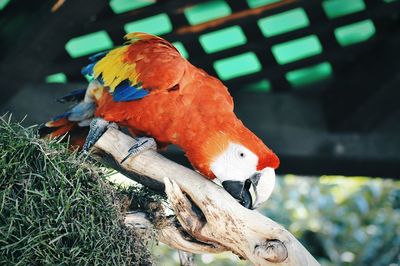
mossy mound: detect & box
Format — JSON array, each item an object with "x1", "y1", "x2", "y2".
[{"x1": 0, "y1": 116, "x2": 154, "y2": 265}]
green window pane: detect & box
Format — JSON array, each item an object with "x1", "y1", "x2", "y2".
[
  {"x1": 258, "y1": 8, "x2": 309, "y2": 37},
  {"x1": 286, "y1": 62, "x2": 333, "y2": 87},
  {"x1": 322, "y1": 0, "x2": 366, "y2": 19},
  {"x1": 0, "y1": 0, "x2": 10, "y2": 10},
  {"x1": 172, "y1": 42, "x2": 189, "y2": 59},
  {"x1": 45, "y1": 73, "x2": 67, "y2": 84},
  {"x1": 244, "y1": 79, "x2": 272, "y2": 92},
  {"x1": 83, "y1": 74, "x2": 93, "y2": 82},
  {"x1": 214, "y1": 52, "x2": 262, "y2": 80},
  {"x1": 109, "y1": 0, "x2": 155, "y2": 14},
  {"x1": 334, "y1": 19, "x2": 375, "y2": 46},
  {"x1": 247, "y1": 0, "x2": 280, "y2": 8},
  {"x1": 272, "y1": 35, "x2": 322, "y2": 65},
  {"x1": 184, "y1": 0, "x2": 231, "y2": 25},
  {"x1": 124, "y1": 13, "x2": 172, "y2": 36},
  {"x1": 199, "y1": 26, "x2": 247, "y2": 54},
  {"x1": 65, "y1": 31, "x2": 113, "y2": 58}
]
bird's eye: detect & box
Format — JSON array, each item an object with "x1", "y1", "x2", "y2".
[{"x1": 239, "y1": 152, "x2": 246, "y2": 158}]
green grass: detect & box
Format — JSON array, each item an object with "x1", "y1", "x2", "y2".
[{"x1": 0, "y1": 116, "x2": 157, "y2": 265}]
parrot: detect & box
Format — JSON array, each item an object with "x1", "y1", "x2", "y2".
[{"x1": 41, "y1": 32, "x2": 280, "y2": 209}]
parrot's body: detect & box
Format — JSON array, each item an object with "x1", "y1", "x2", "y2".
[{"x1": 42, "y1": 33, "x2": 279, "y2": 209}]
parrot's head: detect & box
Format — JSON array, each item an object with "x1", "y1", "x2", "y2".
[{"x1": 195, "y1": 125, "x2": 280, "y2": 209}]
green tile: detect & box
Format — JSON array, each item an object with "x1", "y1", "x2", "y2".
[
  {"x1": 199, "y1": 26, "x2": 247, "y2": 53},
  {"x1": 0, "y1": 0, "x2": 10, "y2": 10},
  {"x1": 244, "y1": 79, "x2": 272, "y2": 92},
  {"x1": 258, "y1": 8, "x2": 309, "y2": 37},
  {"x1": 286, "y1": 62, "x2": 333, "y2": 87},
  {"x1": 65, "y1": 31, "x2": 113, "y2": 58},
  {"x1": 124, "y1": 13, "x2": 172, "y2": 36},
  {"x1": 272, "y1": 35, "x2": 323, "y2": 64},
  {"x1": 247, "y1": 0, "x2": 280, "y2": 8},
  {"x1": 214, "y1": 52, "x2": 262, "y2": 80},
  {"x1": 172, "y1": 42, "x2": 189, "y2": 59},
  {"x1": 45, "y1": 73, "x2": 67, "y2": 84},
  {"x1": 83, "y1": 74, "x2": 93, "y2": 82},
  {"x1": 334, "y1": 19, "x2": 375, "y2": 46},
  {"x1": 184, "y1": 0, "x2": 231, "y2": 25},
  {"x1": 109, "y1": 0, "x2": 155, "y2": 14},
  {"x1": 322, "y1": 0, "x2": 366, "y2": 19}
]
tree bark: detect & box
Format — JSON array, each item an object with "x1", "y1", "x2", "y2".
[{"x1": 92, "y1": 128, "x2": 320, "y2": 266}]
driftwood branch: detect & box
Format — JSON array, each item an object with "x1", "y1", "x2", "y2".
[{"x1": 92, "y1": 128, "x2": 320, "y2": 266}]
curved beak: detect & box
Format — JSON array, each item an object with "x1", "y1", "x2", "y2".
[
  {"x1": 222, "y1": 167, "x2": 276, "y2": 209},
  {"x1": 222, "y1": 180, "x2": 253, "y2": 208},
  {"x1": 250, "y1": 167, "x2": 276, "y2": 209}
]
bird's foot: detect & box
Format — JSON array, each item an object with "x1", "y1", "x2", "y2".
[
  {"x1": 120, "y1": 137, "x2": 157, "y2": 163},
  {"x1": 83, "y1": 118, "x2": 118, "y2": 151}
]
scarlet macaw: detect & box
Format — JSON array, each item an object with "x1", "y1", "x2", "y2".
[{"x1": 41, "y1": 33, "x2": 279, "y2": 209}]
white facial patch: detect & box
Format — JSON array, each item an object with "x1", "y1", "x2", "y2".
[
  {"x1": 211, "y1": 142, "x2": 276, "y2": 209},
  {"x1": 210, "y1": 143, "x2": 258, "y2": 182}
]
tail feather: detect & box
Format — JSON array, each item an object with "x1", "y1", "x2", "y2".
[
  {"x1": 40, "y1": 85, "x2": 96, "y2": 149},
  {"x1": 57, "y1": 88, "x2": 87, "y2": 103},
  {"x1": 48, "y1": 121, "x2": 76, "y2": 139},
  {"x1": 45, "y1": 117, "x2": 70, "y2": 128},
  {"x1": 40, "y1": 118, "x2": 77, "y2": 139},
  {"x1": 42, "y1": 69, "x2": 103, "y2": 149},
  {"x1": 39, "y1": 118, "x2": 89, "y2": 149}
]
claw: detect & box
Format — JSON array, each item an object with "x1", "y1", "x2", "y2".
[
  {"x1": 82, "y1": 118, "x2": 117, "y2": 151},
  {"x1": 120, "y1": 137, "x2": 157, "y2": 163}
]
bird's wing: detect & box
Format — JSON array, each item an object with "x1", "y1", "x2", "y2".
[{"x1": 82, "y1": 32, "x2": 187, "y2": 102}]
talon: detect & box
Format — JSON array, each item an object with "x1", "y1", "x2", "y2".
[
  {"x1": 120, "y1": 137, "x2": 157, "y2": 163},
  {"x1": 82, "y1": 118, "x2": 116, "y2": 151}
]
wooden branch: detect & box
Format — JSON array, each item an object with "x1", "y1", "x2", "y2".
[
  {"x1": 93, "y1": 128, "x2": 320, "y2": 266},
  {"x1": 124, "y1": 211, "x2": 223, "y2": 254}
]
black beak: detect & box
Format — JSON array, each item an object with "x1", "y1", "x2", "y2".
[{"x1": 222, "y1": 180, "x2": 252, "y2": 209}]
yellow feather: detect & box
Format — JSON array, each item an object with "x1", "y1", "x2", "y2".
[
  {"x1": 93, "y1": 47, "x2": 136, "y2": 91},
  {"x1": 124, "y1": 32, "x2": 140, "y2": 43},
  {"x1": 124, "y1": 32, "x2": 155, "y2": 44},
  {"x1": 93, "y1": 42, "x2": 144, "y2": 92}
]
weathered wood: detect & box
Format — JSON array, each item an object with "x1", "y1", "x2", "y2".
[
  {"x1": 93, "y1": 128, "x2": 320, "y2": 266},
  {"x1": 124, "y1": 212, "x2": 227, "y2": 254}
]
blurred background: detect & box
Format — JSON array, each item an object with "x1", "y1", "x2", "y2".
[{"x1": 0, "y1": 0, "x2": 399, "y2": 265}]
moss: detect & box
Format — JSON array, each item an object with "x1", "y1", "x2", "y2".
[{"x1": 0, "y1": 115, "x2": 155, "y2": 265}]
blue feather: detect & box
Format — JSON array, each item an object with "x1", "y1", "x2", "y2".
[
  {"x1": 68, "y1": 102, "x2": 96, "y2": 121},
  {"x1": 50, "y1": 102, "x2": 95, "y2": 122},
  {"x1": 81, "y1": 51, "x2": 108, "y2": 78},
  {"x1": 81, "y1": 63, "x2": 96, "y2": 76},
  {"x1": 51, "y1": 112, "x2": 71, "y2": 121},
  {"x1": 57, "y1": 88, "x2": 87, "y2": 103},
  {"x1": 112, "y1": 80, "x2": 149, "y2": 102},
  {"x1": 130, "y1": 89, "x2": 149, "y2": 99},
  {"x1": 89, "y1": 51, "x2": 109, "y2": 62}
]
